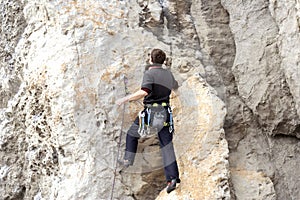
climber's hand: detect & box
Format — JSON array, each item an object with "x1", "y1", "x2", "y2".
[{"x1": 115, "y1": 97, "x2": 128, "y2": 106}]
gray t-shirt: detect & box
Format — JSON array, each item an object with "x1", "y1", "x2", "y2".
[{"x1": 141, "y1": 65, "x2": 178, "y2": 104}]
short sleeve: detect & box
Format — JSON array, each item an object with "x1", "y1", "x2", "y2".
[
  {"x1": 141, "y1": 71, "x2": 153, "y2": 92},
  {"x1": 172, "y1": 74, "x2": 179, "y2": 90}
]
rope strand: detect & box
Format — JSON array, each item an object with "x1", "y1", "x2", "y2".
[{"x1": 110, "y1": 75, "x2": 128, "y2": 200}]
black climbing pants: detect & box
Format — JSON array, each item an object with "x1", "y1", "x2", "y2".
[{"x1": 124, "y1": 117, "x2": 180, "y2": 182}]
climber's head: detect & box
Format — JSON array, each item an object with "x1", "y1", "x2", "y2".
[{"x1": 150, "y1": 49, "x2": 166, "y2": 64}]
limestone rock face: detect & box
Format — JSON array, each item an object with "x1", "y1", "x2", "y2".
[
  {"x1": 156, "y1": 76, "x2": 229, "y2": 200},
  {"x1": 0, "y1": 0, "x2": 299, "y2": 200},
  {"x1": 0, "y1": 0, "x2": 26, "y2": 108},
  {"x1": 220, "y1": 0, "x2": 300, "y2": 199}
]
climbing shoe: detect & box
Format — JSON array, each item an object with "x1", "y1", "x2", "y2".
[
  {"x1": 166, "y1": 179, "x2": 177, "y2": 193},
  {"x1": 117, "y1": 159, "x2": 132, "y2": 168}
]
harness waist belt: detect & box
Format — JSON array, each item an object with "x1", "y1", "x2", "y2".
[{"x1": 145, "y1": 102, "x2": 169, "y2": 107}]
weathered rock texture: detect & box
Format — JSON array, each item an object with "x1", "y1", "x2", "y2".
[
  {"x1": 221, "y1": 1, "x2": 300, "y2": 199},
  {"x1": 0, "y1": 0, "x2": 299, "y2": 200},
  {"x1": 156, "y1": 76, "x2": 229, "y2": 200}
]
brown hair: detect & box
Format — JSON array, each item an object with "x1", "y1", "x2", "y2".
[{"x1": 151, "y1": 49, "x2": 166, "y2": 64}]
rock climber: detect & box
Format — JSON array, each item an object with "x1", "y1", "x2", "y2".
[{"x1": 116, "y1": 48, "x2": 180, "y2": 193}]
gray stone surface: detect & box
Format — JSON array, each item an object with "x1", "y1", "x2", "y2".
[
  {"x1": 221, "y1": 0, "x2": 300, "y2": 199},
  {"x1": 0, "y1": 0, "x2": 26, "y2": 108},
  {"x1": 0, "y1": 0, "x2": 299, "y2": 199}
]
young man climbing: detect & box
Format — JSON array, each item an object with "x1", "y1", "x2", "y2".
[{"x1": 116, "y1": 48, "x2": 180, "y2": 193}]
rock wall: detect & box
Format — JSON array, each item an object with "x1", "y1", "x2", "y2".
[
  {"x1": 221, "y1": 0, "x2": 300, "y2": 199},
  {"x1": 0, "y1": 0, "x2": 299, "y2": 200},
  {"x1": 0, "y1": 0, "x2": 26, "y2": 108}
]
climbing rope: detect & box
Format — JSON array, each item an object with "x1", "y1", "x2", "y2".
[{"x1": 110, "y1": 75, "x2": 129, "y2": 200}]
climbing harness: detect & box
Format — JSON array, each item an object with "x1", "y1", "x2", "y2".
[
  {"x1": 138, "y1": 102, "x2": 174, "y2": 137},
  {"x1": 110, "y1": 75, "x2": 129, "y2": 200}
]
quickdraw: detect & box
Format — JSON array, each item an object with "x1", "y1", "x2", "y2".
[
  {"x1": 168, "y1": 107, "x2": 174, "y2": 133},
  {"x1": 138, "y1": 110, "x2": 146, "y2": 137},
  {"x1": 146, "y1": 108, "x2": 151, "y2": 135}
]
